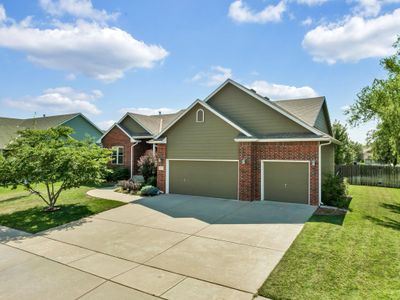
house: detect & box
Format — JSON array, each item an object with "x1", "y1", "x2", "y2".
[
  {"x1": 0, "y1": 113, "x2": 103, "y2": 151},
  {"x1": 99, "y1": 111, "x2": 184, "y2": 177},
  {"x1": 151, "y1": 79, "x2": 338, "y2": 206}
]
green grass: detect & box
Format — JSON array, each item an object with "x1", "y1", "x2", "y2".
[
  {"x1": 259, "y1": 185, "x2": 400, "y2": 300},
  {"x1": 0, "y1": 184, "x2": 125, "y2": 233}
]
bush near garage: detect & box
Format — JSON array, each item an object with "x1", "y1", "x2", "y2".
[
  {"x1": 322, "y1": 174, "x2": 351, "y2": 208},
  {"x1": 140, "y1": 185, "x2": 160, "y2": 196}
]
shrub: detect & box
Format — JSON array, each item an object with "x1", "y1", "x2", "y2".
[
  {"x1": 322, "y1": 174, "x2": 350, "y2": 208},
  {"x1": 117, "y1": 180, "x2": 142, "y2": 193},
  {"x1": 140, "y1": 185, "x2": 160, "y2": 196},
  {"x1": 137, "y1": 155, "x2": 157, "y2": 182},
  {"x1": 146, "y1": 176, "x2": 157, "y2": 186},
  {"x1": 106, "y1": 166, "x2": 130, "y2": 182}
]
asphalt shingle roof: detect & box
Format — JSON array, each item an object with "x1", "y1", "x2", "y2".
[
  {"x1": 273, "y1": 97, "x2": 325, "y2": 127},
  {"x1": 127, "y1": 110, "x2": 185, "y2": 135},
  {"x1": 0, "y1": 113, "x2": 80, "y2": 149}
]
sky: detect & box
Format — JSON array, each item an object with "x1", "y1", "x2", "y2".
[{"x1": 0, "y1": 0, "x2": 399, "y2": 143}]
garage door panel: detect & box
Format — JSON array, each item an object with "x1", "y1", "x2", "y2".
[
  {"x1": 169, "y1": 160, "x2": 238, "y2": 199},
  {"x1": 263, "y1": 161, "x2": 309, "y2": 204}
]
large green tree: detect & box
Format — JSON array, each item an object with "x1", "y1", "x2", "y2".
[
  {"x1": 346, "y1": 37, "x2": 400, "y2": 165},
  {"x1": 332, "y1": 121, "x2": 363, "y2": 164},
  {"x1": 0, "y1": 127, "x2": 111, "y2": 211}
]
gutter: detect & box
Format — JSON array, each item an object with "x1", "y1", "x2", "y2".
[
  {"x1": 319, "y1": 140, "x2": 332, "y2": 206},
  {"x1": 234, "y1": 137, "x2": 333, "y2": 143}
]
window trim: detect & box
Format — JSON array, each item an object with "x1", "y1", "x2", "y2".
[
  {"x1": 111, "y1": 146, "x2": 124, "y2": 165},
  {"x1": 196, "y1": 109, "x2": 205, "y2": 123}
]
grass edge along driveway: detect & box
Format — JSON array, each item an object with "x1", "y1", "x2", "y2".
[
  {"x1": 0, "y1": 185, "x2": 125, "y2": 233},
  {"x1": 259, "y1": 185, "x2": 400, "y2": 300}
]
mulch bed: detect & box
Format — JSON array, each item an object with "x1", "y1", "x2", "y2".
[{"x1": 314, "y1": 207, "x2": 348, "y2": 216}]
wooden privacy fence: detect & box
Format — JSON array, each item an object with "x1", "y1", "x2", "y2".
[{"x1": 336, "y1": 164, "x2": 400, "y2": 188}]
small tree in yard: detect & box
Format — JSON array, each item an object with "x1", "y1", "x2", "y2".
[
  {"x1": 0, "y1": 127, "x2": 111, "y2": 211},
  {"x1": 137, "y1": 154, "x2": 157, "y2": 183}
]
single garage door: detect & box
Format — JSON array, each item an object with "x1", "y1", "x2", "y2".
[
  {"x1": 262, "y1": 161, "x2": 309, "y2": 204},
  {"x1": 168, "y1": 160, "x2": 238, "y2": 199}
]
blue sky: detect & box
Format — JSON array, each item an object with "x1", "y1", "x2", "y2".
[{"x1": 1, "y1": 0, "x2": 399, "y2": 142}]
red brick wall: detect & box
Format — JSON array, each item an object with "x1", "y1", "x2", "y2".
[
  {"x1": 101, "y1": 126, "x2": 151, "y2": 176},
  {"x1": 156, "y1": 144, "x2": 167, "y2": 192},
  {"x1": 239, "y1": 142, "x2": 255, "y2": 201},
  {"x1": 239, "y1": 141, "x2": 320, "y2": 206},
  {"x1": 102, "y1": 126, "x2": 133, "y2": 170}
]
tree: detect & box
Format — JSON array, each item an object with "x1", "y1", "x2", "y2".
[
  {"x1": 346, "y1": 37, "x2": 400, "y2": 165},
  {"x1": 332, "y1": 121, "x2": 361, "y2": 164},
  {"x1": 137, "y1": 154, "x2": 157, "y2": 183},
  {"x1": 0, "y1": 127, "x2": 111, "y2": 211}
]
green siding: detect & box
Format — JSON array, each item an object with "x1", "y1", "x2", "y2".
[
  {"x1": 120, "y1": 116, "x2": 150, "y2": 136},
  {"x1": 263, "y1": 161, "x2": 309, "y2": 204},
  {"x1": 207, "y1": 83, "x2": 310, "y2": 136},
  {"x1": 321, "y1": 143, "x2": 335, "y2": 181},
  {"x1": 169, "y1": 160, "x2": 238, "y2": 199},
  {"x1": 164, "y1": 103, "x2": 239, "y2": 159},
  {"x1": 62, "y1": 115, "x2": 103, "y2": 141},
  {"x1": 314, "y1": 108, "x2": 330, "y2": 135}
]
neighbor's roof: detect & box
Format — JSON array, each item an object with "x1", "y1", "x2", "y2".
[
  {"x1": 127, "y1": 110, "x2": 185, "y2": 136},
  {"x1": 0, "y1": 113, "x2": 80, "y2": 149},
  {"x1": 274, "y1": 97, "x2": 325, "y2": 128}
]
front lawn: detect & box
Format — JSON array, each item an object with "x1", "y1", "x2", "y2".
[
  {"x1": 259, "y1": 185, "x2": 400, "y2": 300},
  {"x1": 0, "y1": 185, "x2": 125, "y2": 233}
]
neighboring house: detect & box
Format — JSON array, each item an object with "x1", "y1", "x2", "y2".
[
  {"x1": 99, "y1": 111, "x2": 183, "y2": 177},
  {"x1": 0, "y1": 113, "x2": 103, "y2": 151},
  {"x1": 151, "y1": 79, "x2": 338, "y2": 206},
  {"x1": 363, "y1": 146, "x2": 375, "y2": 164}
]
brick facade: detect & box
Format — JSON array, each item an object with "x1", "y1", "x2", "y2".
[
  {"x1": 156, "y1": 144, "x2": 167, "y2": 192},
  {"x1": 239, "y1": 141, "x2": 320, "y2": 206},
  {"x1": 101, "y1": 126, "x2": 152, "y2": 176}
]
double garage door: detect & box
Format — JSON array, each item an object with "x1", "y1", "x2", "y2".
[
  {"x1": 168, "y1": 160, "x2": 238, "y2": 199},
  {"x1": 167, "y1": 160, "x2": 309, "y2": 204}
]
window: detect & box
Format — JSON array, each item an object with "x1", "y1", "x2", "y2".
[
  {"x1": 196, "y1": 109, "x2": 204, "y2": 123},
  {"x1": 111, "y1": 146, "x2": 124, "y2": 165}
]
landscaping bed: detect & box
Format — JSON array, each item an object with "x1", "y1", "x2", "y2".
[
  {"x1": 258, "y1": 185, "x2": 400, "y2": 300},
  {"x1": 0, "y1": 185, "x2": 125, "y2": 233}
]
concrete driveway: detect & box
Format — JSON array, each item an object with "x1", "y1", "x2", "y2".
[{"x1": 1, "y1": 194, "x2": 315, "y2": 300}]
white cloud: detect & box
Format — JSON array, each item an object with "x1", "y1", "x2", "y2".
[
  {"x1": 302, "y1": 9, "x2": 400, "y2": 64},
  {"x1": 228, "y1": 0, "x2": 286, "y2": 24},
  {"x1": 248, "y1": 80, "x2": 318, "y2": 99},
  {"x1": 66, "y1": 73, "x2": 76, "y2": 80},
  {"x1": 295, "y1": 0, "x2": 328, "y2": 5},
  {"x1": 352, "y1": 0, "x2": 400, "y2": 17},
  {"x1": 0, "y1": 4, "x2": 6, "y2": 23},
  {"x1": 39, "y1": 0, "x2": 118, "y2": 23},
  {"x1": 4, "y1": 87, "x2": 102, "y2": 115},
  {"x1": 119, "y1": 107, "x2": 179, "y2": 115},
  {"x1": 0, "y1": 7, "x2": 168, "y2": 82},
  {"x1": 302, "y1": 17, "x2": 313, "y2": 26},
  {"x1": 190, "y1": 66, "x2": 232, "y2": 86},
  {"x1": 97, "y1": 119, "x2": 116, "y2": 130}
]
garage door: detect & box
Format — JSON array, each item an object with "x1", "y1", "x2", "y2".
[
  {"x1": 262, "y1": 161, "x2": 309, "y2": 204},
  {"x1": 168, "y1": 160, "x2": 238, "y2": 199}
]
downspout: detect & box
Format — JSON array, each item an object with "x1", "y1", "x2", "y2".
[
  {"x1": 319, "y1": 140, "x2": 332, "y2": 206},
  {"x1": 130, "y1": 140, "x2": 139, "y2": 178}
]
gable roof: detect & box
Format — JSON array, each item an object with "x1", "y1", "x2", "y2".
[
  {"x1": 274, "y1": 97, "x2": 325, "y2": 127},
  {"x1": 205, "y1": 79, "x2": 331, "y2": 138},
  {"x1": 127, "y1": 111, "x2": 184, "y2": 136},
  {"x1": 0, "y1": 113, "x2": 101, "y2": 149},
  {"x1": 155, "y1": 99, "x2": 253, "y2": 139},
  {"x1": 99, "y1": 110, "x2": 184, "y2": 143}
]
